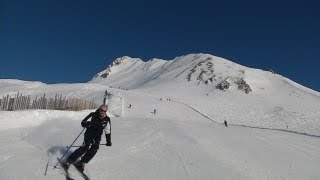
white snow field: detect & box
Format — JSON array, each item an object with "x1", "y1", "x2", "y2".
[{"x1": 1, "y1": 53, "x2": 320, "y2": 179}]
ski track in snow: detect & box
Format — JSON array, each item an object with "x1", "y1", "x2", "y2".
[{"x1": 173, "y1": 99, "x2": 320, "y2": 138}]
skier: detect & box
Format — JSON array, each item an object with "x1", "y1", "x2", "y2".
[
  {"x1": 224, "y1": 120, "x2": 228, "y2": 127},
  {"x1": 62, "y1": 105, "x2": 112, "y2": 172}
]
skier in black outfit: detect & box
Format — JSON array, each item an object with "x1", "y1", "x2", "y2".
[{"x1": 62, "y1": 105, "x2": 112, "y2": 172}]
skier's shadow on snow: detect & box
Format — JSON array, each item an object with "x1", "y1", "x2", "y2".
[{"x1": 47, "y1": 146, "x2": 74, "y2": 160}]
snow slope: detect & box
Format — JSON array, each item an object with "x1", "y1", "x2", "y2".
[{"x1": 0, "y1": 90, "x2": 320, "y2": 180}]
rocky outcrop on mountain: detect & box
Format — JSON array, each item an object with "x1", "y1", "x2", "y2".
[
  {"x1": 99, "y1": 68, "x2": 111, "y2": 78},
  {"x1": 187, "y1": 57, "x2": 218, "y2": 85},
  {"x1": 236, "y1": 78, "x2": 252, "y2": 94},
  {"x1": 217, "y1": 77, "x2": 252, "y2": 94},
  {"x1": 94, "y1": 56, "x2": 130, "y2": 78},
  {"x1": 217, "y1": 80, "x2": 230, "y2": 91}
]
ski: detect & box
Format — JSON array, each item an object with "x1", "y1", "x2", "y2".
[
  {"x1": 72, "y1": 163, "x2": 90, "y2": 180},
  {"x1": 56, "y1": 158, "x2": 90, "y2": 180},
  {"x1": 56, "y1": 158, "x2": 75, "y2": 180},
  {"x1": 76, "y1": 169, "x2": 90, "y2": 180}
]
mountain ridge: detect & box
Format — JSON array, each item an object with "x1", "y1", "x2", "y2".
[{"x1": 89, "y1": 53, "x2": 320, "y2": 96}]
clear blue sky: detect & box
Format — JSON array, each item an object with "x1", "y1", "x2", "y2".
[{"x1": 1, "y1": 0, "x2": 319, "y2": 91}]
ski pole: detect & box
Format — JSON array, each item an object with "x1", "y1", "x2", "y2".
[
  {"x1": 65, "y1": 143, "x2": 107, "y2": 148},
  {"x1": 54, "y1": 127, "x2": 86, "y2": 169}
]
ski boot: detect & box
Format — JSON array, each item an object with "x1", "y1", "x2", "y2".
[
  {"x1": 74, "y1": 161, "x2": 85, "y2": 173},
  {"x1": 61, "y1": 161, "x2": 71, "y2": 170},
  {"x1": 57, "y1": 160, "x2": 71, "y2": 172}
]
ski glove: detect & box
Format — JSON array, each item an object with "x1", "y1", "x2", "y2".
[
  {"x1": 105, "y1": 133, "x2": 112, "y2": 146},
  {"x1": 81, "y1": 121, "x2": 91, "y2": 128}
]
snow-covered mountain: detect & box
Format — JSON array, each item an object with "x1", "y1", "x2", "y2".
[
  {"x1": 90, "y1": 53, "x2": 319, "y2": 96},
  {"x1": 1, "y1": 53, "x2": 320, "y2": 179},
  {"x1": 89, "y1": 53, "x2": 320, "y2": 136},
  {"x1": 90, "y1": 54, "x2": 252, "y2": 91}
]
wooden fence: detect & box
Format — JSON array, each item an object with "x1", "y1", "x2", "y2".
[{"x1": 0, "y1": 92, "x2": 98, "y2": 111}]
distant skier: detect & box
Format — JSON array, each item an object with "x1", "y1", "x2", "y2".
[
  {"x1": 62, "y1": 105, "x2": 112, "y2": 172},
  {"x1": 224, "y1": 120, "x2": 228, "y2": 127},
  {"x1": 154, "y1": 109, "x2": 156, "y2": 114},
  {"x1": 128, "y1": 104, "x2": 132, "y2": 108}
]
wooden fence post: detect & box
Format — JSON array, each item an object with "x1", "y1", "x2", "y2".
[{"x1": 5, "y1": 95, "x2": 9, "y2": 111}]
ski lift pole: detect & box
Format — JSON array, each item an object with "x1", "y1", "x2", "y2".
[
  {"x1": 54, "y1": 127, "x2": 86, "y2": 169},
  {"x1": 103, "y1": 90, "x2": 108, "y2": 105}
]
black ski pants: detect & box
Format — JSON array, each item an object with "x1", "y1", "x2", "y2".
[{"x1": 67, "y1": 133, "x2": 101, "y2": 164}]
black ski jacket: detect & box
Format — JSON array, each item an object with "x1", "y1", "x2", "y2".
[{"x1": 81, "y1": 111, "x2": 111, "y2": 143}]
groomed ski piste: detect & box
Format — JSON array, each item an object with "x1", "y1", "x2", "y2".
[
  {"x1": 1, "y1": 54, "x2": 320, "y2": 179},
  {"x1": 0, "y1": 88, "x2": 320, "y2": 180}
]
